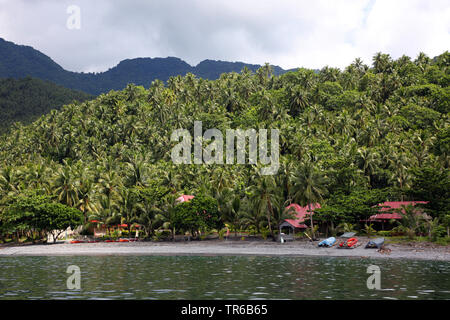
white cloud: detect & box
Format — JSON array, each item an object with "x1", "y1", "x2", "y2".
[{"x1": 0, "y1": 0, "x2": 448, "y2": 72}]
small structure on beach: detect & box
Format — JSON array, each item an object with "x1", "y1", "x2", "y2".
[{"x1": 279, "y1": 203, "x2": 321, "y2": 241}]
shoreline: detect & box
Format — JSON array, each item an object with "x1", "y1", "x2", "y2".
[{"x1": 1, "y1": 238, "x2": 449, "y2": 261}]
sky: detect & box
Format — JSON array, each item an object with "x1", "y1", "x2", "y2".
[{"x1": 0, "y1": 0, "x2": 449, "y2": 73}]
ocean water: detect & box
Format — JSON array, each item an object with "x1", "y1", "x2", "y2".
[{"x1": 0, "y1": 255, "x2": 448, "y2": 300}]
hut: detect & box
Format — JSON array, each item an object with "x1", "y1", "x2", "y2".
[{"x1": 279, "y1": 203, "x2": 321, "y2": 241}]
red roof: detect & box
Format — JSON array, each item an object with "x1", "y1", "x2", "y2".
[
  {"x1": 283, "y1": 203, "x2": 321, "y2": 229},
  {"x1": 176, "y1": 195, "x2": 195, "y2": 203},
  {"x1": 369, "y1": 201, "x2": 428, "y2": 221}
]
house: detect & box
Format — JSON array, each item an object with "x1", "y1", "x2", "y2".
[
  {"x1": 369, "y1": 201, "x2": 428, "y2": 222},
  {"x1": 279, "y1": 203, "x2": 321, "y2": 241}
]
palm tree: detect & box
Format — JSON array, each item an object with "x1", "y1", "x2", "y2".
[
  {"x1": 396, "y1": 204, "x2": 425, "y2": 239},
  {"x1": 290, "y1": 161, "x2": 327, "y2": 239},
  {"x1": 248, "y1": 169, "x2": 277, "y2": 239},
  {"x1": 77, "y1": 173, "x2": 98, "y2": 224},
  {"x1": 52, "y1": 165, "x2": 79, "y2": 207},
  {"x1": 289, "y1": 85, "x2": 310, "y2": 115},
  {"x1": 357, "y1": 147, "x2": 380, "y2": 186},
  {"x1": 219, "y1": 191, "x2": 242, "y2": 237},
  {"x1": 239, "y1": 197, "x2": 266, "y2": 235}
]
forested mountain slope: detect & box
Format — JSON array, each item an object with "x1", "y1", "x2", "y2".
[
  {"x1": 0, "y1": 52, "x2": 448, "y2": 239},
  {"x1": 0, "y1": 77, "x2": 93, "y2": 132}
]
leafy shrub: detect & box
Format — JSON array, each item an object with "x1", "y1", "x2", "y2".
[
  {"x1": 261, "y1": 228, "x2": 270, "y2": 240},
  {"x1": 377, "y1": 230, "x2": 391, "y2": 237}
]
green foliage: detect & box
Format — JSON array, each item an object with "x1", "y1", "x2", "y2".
[
  {"x1": 398, "y1": 104, "x2": 441, "y2": 130},
  {"x1": 362, "y1": 223, "x2": 377, "y2": 238},
  {"x1": 0, "y1": 77, "x2": 93, "y2": 133},
  {"x1": 401, "y1": 84, "x2": 449, "y2": 113},
  {"x1": 314, "y1": 188, "x2": 390, "y2": 225},
  {"x1": 0, "y1": 193, "x2": 83, "y2": 242},
  {"x1": 396, "y1": 204, "x2": 426, "y2": 240},
  {"x1": 172, "y1": 194, "x2": 222, "y2": 236},
  {"x1": 0, "y1": 50, "x2": 449, "y2": 241},
  {"x1": 408, "y1": 167, "x2": 450, "y2": 219}
]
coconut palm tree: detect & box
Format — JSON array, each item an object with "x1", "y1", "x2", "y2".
[
  {"x1": 290, "y1": 161, "x2": 327, "y2": 239},
  {"x1": 248, "y1": 169, "x2": 277, "y2": 239},
  {"x1": 52, "y1": 164, "x2": 79, "y2": 207}
]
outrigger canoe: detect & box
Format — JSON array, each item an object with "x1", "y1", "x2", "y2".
[
  {"x1": 338, "y1": 237, "x2": 359, "y2": 249},
  {"x1": 318, "y1": 237, "x2": 336, "y2": 247},
  {"x1": 365, "y1": 237, "x2": 385, "y2": 249}
]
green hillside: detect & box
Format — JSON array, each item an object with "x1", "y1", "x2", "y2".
[
  {"x1": 0, "y1": 52, "x2": 448, "y2": 242},
  {"x1": 0, "y1": 77, "x2": 94, "y2": 133}
]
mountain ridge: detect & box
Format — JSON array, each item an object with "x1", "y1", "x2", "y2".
[{"x1": 0, "y1": 38, "x2": 294, "y2": 95}]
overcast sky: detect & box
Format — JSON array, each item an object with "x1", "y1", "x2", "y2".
[{"x1": 0, "y1": 0, "x2": 449, "y2": 73}]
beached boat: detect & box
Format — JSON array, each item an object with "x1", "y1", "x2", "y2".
[
  {"x1": 318, "y1": 237, "x2": 336, "y2": 247},
  {"x1": 340, "y1": 232, "x2": 356, "y2": 238},
  {"x1": 338, "y1": 237, "x2": 358, "y2": 249},
  {"x1": 365, "y1": 237, "x2": 385, "y2": 249},
  {"x1": 69, "y1": 240, "x2": 85, "y2": 244}
]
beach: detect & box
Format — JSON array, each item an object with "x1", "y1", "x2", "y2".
[{"x1": 1, "y1": 238, "x2": 449, "y2": 261}]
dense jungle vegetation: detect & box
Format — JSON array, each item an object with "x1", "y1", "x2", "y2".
[
  {"x1": 0, "y1": 77, "x2": 93, "y2": 133},
  {"x1": 0, "y1": 51, "x2": 448, "y2": 242}
]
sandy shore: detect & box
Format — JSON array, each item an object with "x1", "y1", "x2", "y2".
[{"x1": 0, "y1": 238, "x2": 449, "y2": 261}]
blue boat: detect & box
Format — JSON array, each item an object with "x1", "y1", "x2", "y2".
[
  {"x1": 318, "y1": 237, "x2": 336, "y2": 247},
  {"x1": 365, "y1": 237, "x2": 385, "y2": 249}
]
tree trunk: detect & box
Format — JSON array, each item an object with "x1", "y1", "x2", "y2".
[
  {"x1": 308, "y1": 203, "x2": 315, "y2": 239},
  {"x1": 266, "y1": 197, "x2": 275, "y2": 240}
]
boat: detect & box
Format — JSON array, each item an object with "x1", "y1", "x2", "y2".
[
  {"x1": 340, "y1": 232, "x2": 356, "y2": 238},
  {"x1": 119, "y1": 238, "x2": 130, "y2": 242},
  {"x1": 69, "y1": 240, "x2": 85, "y2": 244},
  {"x1": 338, "y1": 237, "x2": 358, "y2": 249},
  {"x1": 318, "y1": 237, "x2": 336, "y2": 247},
  {"x1": 365, "y1": 237, "x2": 385, "y2": 249}
]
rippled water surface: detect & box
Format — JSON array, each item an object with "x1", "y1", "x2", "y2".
[{"x1": 0, "y1": 256, "x2": 449, "y2": 300}]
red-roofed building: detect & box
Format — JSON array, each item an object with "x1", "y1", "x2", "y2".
[
  {"x1": 176, "y1": 195, "x2": 195, "y2": 203},
  {"x1": 279, "y1": 203, "x2": 321, "y2": 240},
  {"x1": 283, "y1": 203, "x2": 321, "y2": 228},
  {"x1": 369, "y1": 201, "x2": 428, "y2": 221}
]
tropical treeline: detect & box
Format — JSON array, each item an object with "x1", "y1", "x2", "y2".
[{"x1": 0, "y1": 51, "x2": 448, "y2": 242}]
